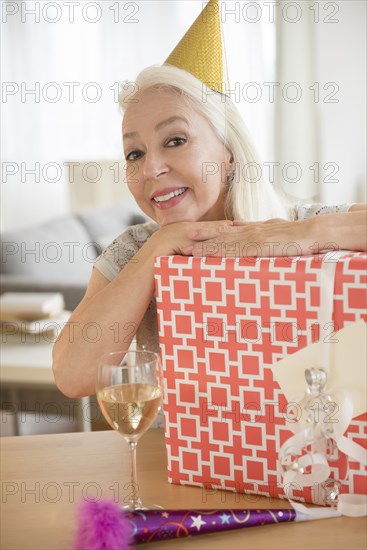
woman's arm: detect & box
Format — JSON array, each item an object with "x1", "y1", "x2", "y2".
[
  {"x1": 349, "y1": 204, "x2": 367, "y2": 212},
  {"x1": 308, "y1": 208, "x2": 367, "y2": 252},
  {"x1": 52, "y1": 242, "x2": 160, "y2": 398},
  {"x1": 52, "y1": 220, "x2": 232, "y2": 398},
  {"x1": 297, "y1": 203, "x2": 367, "y2": 253},
  {"x1": 183, "y1": 204, "x2": 367, "y2": 257}
]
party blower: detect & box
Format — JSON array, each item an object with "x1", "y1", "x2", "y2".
[{"x1": 73, "y1": 499, "x2": 344, "y2": 549}]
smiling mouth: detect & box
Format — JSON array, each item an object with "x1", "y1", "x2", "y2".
[{"x1": 152, "y1": 187, "x2": 188, "y2": 203}]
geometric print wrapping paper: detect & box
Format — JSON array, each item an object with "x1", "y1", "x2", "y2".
[{"x1": 154, "y1": 253, "x2": 367, "y2": 504}]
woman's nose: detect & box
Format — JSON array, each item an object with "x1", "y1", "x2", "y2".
[{"x1": 142, "y1": 150, "x2": 168, "y2": 181}]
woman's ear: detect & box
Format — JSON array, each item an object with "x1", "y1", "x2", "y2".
[{"x1": 225, "y1": 147, "x2": 233, "y2": 166}]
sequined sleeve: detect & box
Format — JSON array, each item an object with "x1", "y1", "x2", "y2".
[
  {"x1": 294, "y1": 203, "x2": 353, "y2": 220},
  {"x1": 93, "y1": 222, "x2": 159, "y2": 281}
]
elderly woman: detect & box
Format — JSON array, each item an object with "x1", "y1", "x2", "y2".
[{"x1": 52, "y1": 63, "x2": 366, "y2": 400}]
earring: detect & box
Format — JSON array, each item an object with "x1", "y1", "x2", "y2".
[
  {"x1": 226, "y1": 153, "x2": 234, "y2": 185},
  {"x1": 226, "y1": 170, "x2": 235, "y2": 185}
]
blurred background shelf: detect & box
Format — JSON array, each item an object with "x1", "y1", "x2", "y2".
[{"x1": 0, "y1": 335, "x2": 92, "y2": 436}]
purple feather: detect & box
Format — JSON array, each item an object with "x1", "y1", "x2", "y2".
[{"x1": 73, "y1": 499, "x2": 133, "y2": 550}]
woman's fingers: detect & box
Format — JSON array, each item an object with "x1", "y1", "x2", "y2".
[
  {"x1": 158, "y1": 220, "x2": 232, "y2": 255},
  {"x1": 182, "y1": 219, "x2": 298, "y2": 257},
  {"x1": 232, "y1": 220, "x2": 252, "y2": 226},
  {"x1": 233, "y1": 218, "x2": 287, "y2": 227},
  {"x1": 189, "y1": 220, "x2": 305, "y2": 257},
  {"x1": 187, "y1": 221, "x2": 239, "y2": 240}
]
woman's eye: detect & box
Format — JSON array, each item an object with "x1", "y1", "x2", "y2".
[
  {"x1": 166, "y1": 137, "x2": 186, "y2": 147},
  {"x1": 125, "y1": 150, "x2": 142, "y2": 161}
]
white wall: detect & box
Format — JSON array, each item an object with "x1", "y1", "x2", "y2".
[
  {"x1": 315, "y1": 0, "x2": 366, "y2": 204},
  {"x1": 1, "y1": 1, "x2": 202, "y2": 232}
]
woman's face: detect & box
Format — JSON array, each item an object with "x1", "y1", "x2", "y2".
[{"x1": 122, "y1": 88, "x2": 232, "y2": 226}]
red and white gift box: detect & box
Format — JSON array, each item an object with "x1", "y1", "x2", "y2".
[{"x1": 154, "y1": 253, "x2": 367, "y2": 504}]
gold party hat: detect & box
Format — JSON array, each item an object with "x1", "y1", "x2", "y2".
[{"x1": 165, "y1": 0, "x2": 229, "y2": 95}]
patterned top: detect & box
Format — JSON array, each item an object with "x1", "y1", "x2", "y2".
[
  {"x1": 294, "y1": 203, "x2": 352, "y2": 220},
  {"x1": 93, "y1": 202, "x2": 352, "y2": 427}
]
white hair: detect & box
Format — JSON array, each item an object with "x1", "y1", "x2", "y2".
[{"x1": 119, "y1": 65, "x2": 293, "y2": 221}]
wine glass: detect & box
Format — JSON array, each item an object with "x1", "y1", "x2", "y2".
[{"x1": 96, "y1": 349, "x2": 163, "y2": 511}]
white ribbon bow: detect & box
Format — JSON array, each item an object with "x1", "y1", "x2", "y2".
[{"x1": 279, "y1": 252, "x2": 367, "y2": 517}]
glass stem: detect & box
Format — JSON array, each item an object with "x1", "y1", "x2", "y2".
[{"x1": 128, "y1": 440, "x2": 142, "y2": 509}]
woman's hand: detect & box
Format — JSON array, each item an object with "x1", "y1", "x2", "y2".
[
  {"x1": 181, "y1": 218, "x2": 329, "y2": 258},
  {"x1": 182, "y1": 211, "x2": 367, "y2": 257},
  {"x1": 146, "y1": 220, "x2": 234, "y2": 257}
]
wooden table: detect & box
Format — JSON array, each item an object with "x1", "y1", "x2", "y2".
[{"x1": 1, "y1": 429, "x2": 366, "y2": 549}]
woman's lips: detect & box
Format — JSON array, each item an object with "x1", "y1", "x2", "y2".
[{"x1": 151, "y1": 187, "x2": 189, "y2": 209}]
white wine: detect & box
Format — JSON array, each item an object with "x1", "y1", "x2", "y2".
[{"x1": 97, "y1": 383, "x2": 162, "y2": 440}]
